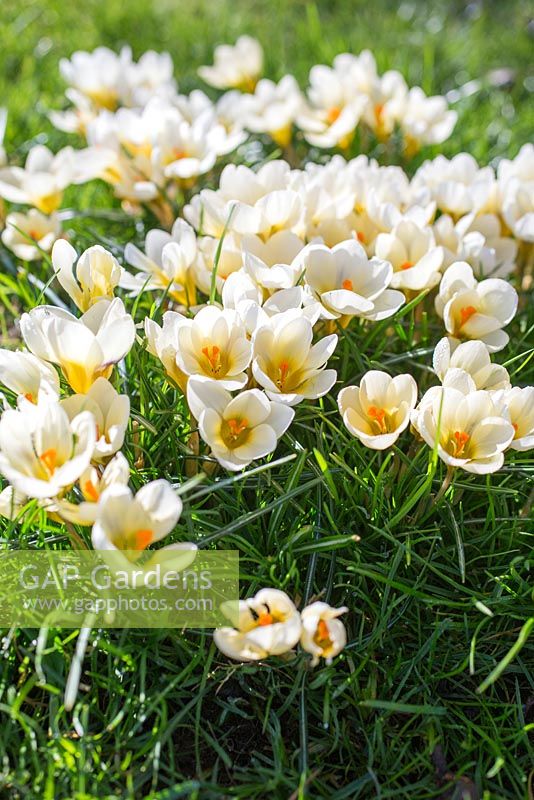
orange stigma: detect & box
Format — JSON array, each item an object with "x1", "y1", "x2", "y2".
[
  {"x1": 342, "y1": 279, "x2": 354, "y2": 291},
  {"x1": 374, "y1": 103, "x2": 384, "y2": 122},
  {"x1": 134, "y1": 529, "x2": 153, "y2": 550},
  {"x1": 459, "y1": 306, "x2": 477, "y2": 327},
  {"x1": 24, "y1": 392, "x2": 35, "y2": 403},
  {"x1": 452, "y1": 430, "x2": 470, "y2": 457},
  {"x1": 227, "y1": 418, "x2": 248, "y2": 438},
  {"x1": 201, "y1": 345, "x2": 221, "y2": 373},
  {"x1": 356, "y1": 231, "x2": 366, "y2": 243},
  {"x1": 84, "y1": 480, "x2": 100, "y2": 502},
  {"x1": 40, "y1": 448, "x2": 57, "y2": 474},
  {"x1": 278, "y1": 361, "x2": 290, "y2": 388},
  {"x1": 326, "y1": 106, "x2": 342, "y2": 124},
  {"x1": 400, "y1": 261, "x2": 414, "y2": 271},
  {"x1": 257, "y1": 612, "x2": 274, "y2": 626}
]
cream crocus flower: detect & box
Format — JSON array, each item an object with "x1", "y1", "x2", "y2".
[
  {"x1": 241, "y1": 75, "x2": 304, "y2": 147},
  {"x1": 432, "y1": 337, "x2": 511, "y2": 394},
  {"x1": 412, "y1": 387, "x2": 515, "y2": 474},
  {"x1": 497, "y1": 387, "x2": 534, "y2": 452},
  {"x1": 213, "y1": 588, "x2": 302, "y2": 661},
  {"x1": 20, "y1": 299, "x2": 136, "y2": 394},
  {"x1": 374, "y1": 220, "x2": 443, "y2": 291},
  {"x1": 187, "y1": 376, "x2": 294, "y2": 471},
  {"x1": 144, "y1": 313, "x2": 188, "y2": 391},
  {"x1": 338, "y1": 370, "x2": 417, "y2": 450},
  {"x1": 302, "y1": 240, "x2": 404, "y2": 322},
  {"x1": 395, "y1": 86, "x2": 457, "y2": 150},
  {"x1": 0, "y1": 485, "x2": 27, "y2": 521},
  {"x1": 61, "y1": 377, "x2": 130, "y2": 463},
  {"x1": 91, "y1": 481, "x2": 197, "y2": 575},
  {"x1": 0, "y1": 401, "x2": 96, "y2": 499},
  {"x1": 300, "y1": 602, "x2": 348, "y2": 666},
  {"x1": 435, "y1": 262, "x2": 518, "y2": 352},
  {"x1": 53, "y1": 240, "x2": 122, "y2": 311},
  {"x1": 170, "y1": 306, "x2": 252, "y2": 391},
  {"x1": 1, "y1": 210, "x2": 61, "y2": 261},
  {"x1": 122, "y1": 219, "x2": 197, "y2": 305},
  {"x1": 0, "y1": 350, "x2": 59, "y2": 405},
  {"x1": 0, "y1": 144, "x2": 100, "y2": 213},
  {"x1": 242, "y1": 230, "x2": 305, "y2": 291},
  {"x1": 198, "y1": 36, "x2": 263, "y2": 92},
  {"x1": 54, "y1": 451, "x2": 130, "y2": 525},
  {"x1": 252, "y1": 310, "x2": 338, "y2": 406}
]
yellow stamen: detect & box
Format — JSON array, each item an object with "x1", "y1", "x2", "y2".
[
  {"x1": 368, "y1": 405, "x2": 387, "y2": 433},
  {"x1": 227, "y1": 418, "x2": 248, "y2": 439},
  {"x1": 452, "y1": 430, "x2": 470, "y2": 457}
]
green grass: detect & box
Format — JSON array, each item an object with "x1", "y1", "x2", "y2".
[{"x1": 0, "y1": 1, "x2": 533, "y2": 798}]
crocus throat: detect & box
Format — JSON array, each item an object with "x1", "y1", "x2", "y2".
[
  {"x1": 451, "y1": 430, "x2": 470, "y2": 457},
  {"x1": 84, "y1": 480, "x2": 100, "y2": 502},
  {"x1": 368, "y1": 405, "x2": 387, "y2": 433},
  {"x1": 134, "y1": 529, "x2": 153, "y2": 550},
  {"x1": 314, "y1": 619, "x2": 333, "y2": 650},
  {"x1": 202, "y1": 345, "x2": 221, "y2": 374},
  {"x1": 326, "y1": 106, "x2": 342, "y2": 124},
  {"x1": 277, "y1": 361, "x2": 290, "y2": 389},
  {"x1": 227, "y1": 418, "x2": 248, "y2": 438},
  {"x1": 40, "y1": 448, "x2": 57, "y2": 475},
  {"x1": 460, "y1": 306, "x2": 477, "y2": 327}
]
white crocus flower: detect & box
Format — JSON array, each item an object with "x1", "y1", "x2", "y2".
[
  {"x1": 497, "y1": 387, "x2": 534, "y2": 452},
  {"x1": 1, "y1": 210, "x2": 61, "y2": 261},
  {"x1": 195, "y1": 232, "x2": 244, "y2": 295},
  {"x1": 302, "y1": 240, "x2": 404, "y2": 321},
  {"x1": 0, "y1": 350, "x2": 59, "y2": 405},
  {"x1": 435, "y1": 262, "x2": 518, "y2": 352},
  {"x1": 144, "y1": 313, "x2": 188, "y2": 391},
  {"x1": 59, "y1": 46, "x2": 131, "y2": 111},
  {"x1": 374, "y1": 220, "x2": 443, "y2": 291},
  {"x1": 242, "y1": 230, "x2": 305, "y2": 291},
  {"x1": 0, "y1": 144, "x2": 102, "y2": 213},
  {"x1": 91, "y1": 482, "x2": 197, "y2": 578},
  {"x1": 412, "y1": 387, "x2": 514, "y2": 474},
  {"x1": 122, "y1": 219, "x2": 197, "y2": 305},
  {"x1": 433, "y1": 213, "x2": 517, "y2": 279},
  {"x1": 61, "y1": 377, "x2": 130, "y2": 463},
  {"x1": 0, "y1": 401, "x2": 96, "y2": 499},
  {"x1": 338, "y1": 370, "x2": 417, "y2": 450},
  {"x1": 198, "y1": 36, "x2": 263, "y2": 91},
  {"x1": 395, "y1": 86, "x2": 457, "y2": 150},
  {"x1": 213, "y1": 588, "x2": 302, "y2": 661},
  {"x1": 166, "y1": 306, "x2": 252, "y2": 391},
  {"x1": 20, "y1": 298, "x2": 136, "y2": 394},
  {"x1": 432, "y1": 338, "x2": 510, "y2": 394},
  {"x1": 252, "y1": 310, "x2": 337, "y2": 406},
  {"x1": 300, "y1": 602, "x2": 348, "y2": 666},
  {"x1": 411, "y1": 154, "x2": 495, "y2": 218},
  {"x1": 0, "y1": 485, "x2": 27, "y2": 521},
  {"x1": 53, "y1": 240, "x2": 122, "y2": 312},
  {"x1": 187, "y1": 376, "x2": 294, "y2": 471},
  {"x1": 241, "y1": 75, "x2": 304, "y2": 147},
  {"x1": 54, "y1": 452, "x2": 130, "y2": 525}
]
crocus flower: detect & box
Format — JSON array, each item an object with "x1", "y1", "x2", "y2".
[
  {"x1": 252, "y1": 309, "x2": 338, "y2": 406},
  {"x1": 0, "y1": 350, "x2": 59, "y2": 405},
  {"x1": 432, "y1": 337, "x2": 511, "y2": 394},
  {"x1": 198, "y1": 36, "x2": 263, "y2": 92},
  {"x1": 20, "y1": 299, "x2": 136, "y2": 394},
  {"x1": 213, "y1": 588, "x2": 302, "y2": 661},
  {"x1": 1, "y1": 210, "x2": 61, "y2": 261},
  {"x1": 435, "y1": 262, "x2": 518, "y2": 352},
  {"x1": 300, "y1": 602, "x2": 348, "y2": 666},
  {"x1": 338, "y1": 370, "x2": 417, "y2": 450},
  {"x1": 412, "y1": 387, "x2": 515, "y2": 474},
  {"x1": 0, "y1": 401, "x2": 96, "y2": 499},
  {"x1": 61, "y1": 377, "x2": 130, "y2": 462},
  {"x1": 53, "y1": 240, "x2": 122, "y2": 311},
  {"x1": 187, "y1": 376, "x2": 294, "y2": 471},
  {"x1": 302, "y1": 240, "x2": 404, "y2": 322}
]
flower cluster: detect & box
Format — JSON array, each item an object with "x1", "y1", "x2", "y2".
[{"x1": 0, "y1": 38, "x2": 532, "y2": 670}]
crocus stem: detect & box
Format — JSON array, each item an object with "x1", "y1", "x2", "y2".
[{"x1": 434, "y1": 465, "x2": 455, "y2": 505}]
